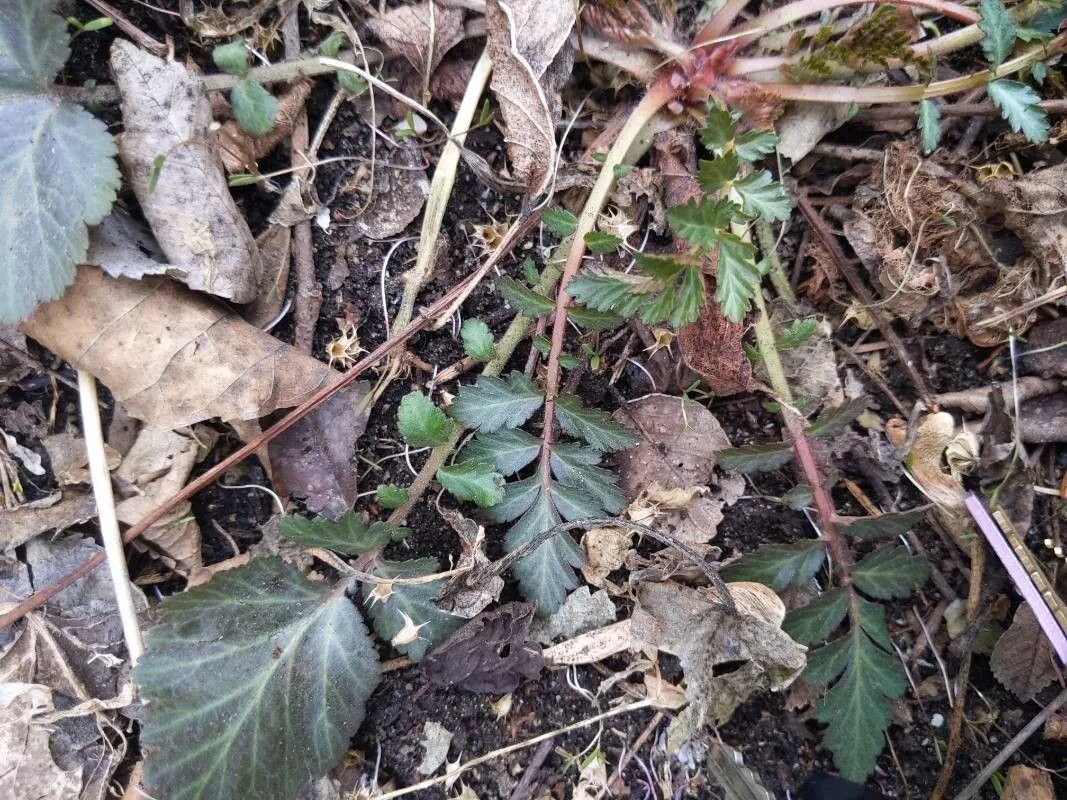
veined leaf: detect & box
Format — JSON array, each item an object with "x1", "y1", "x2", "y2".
[
  {"x1": 279, "y1": 512, "x2": 408, "y2": 554},
  {"x1": 672, "y1": 267, "x2": 706, "y2": 328},
  {"x1": 734, "y1": 171, "x2": 791, "y2": 222},
  {"x1": 569, "y1": 269, "x2": 653, "y2": 317},
  {"x1": 437, "y1": 459, "x2": 505, "y2": 507},
  {"x1": 460, "y1": 428, "x2": 541, "y2": 475},
  {"x1": 499, "y1": 276, "x2": 555, "y2": 317},
  {"x1": 856, "y1": 594, "x2": 892, "y2": 650},
  {"x1": 987, "y1": 79, "x2": 1049, "y2": 143},
  {"x1": 717, "y1": 442, "x2": 793, "y2": 473},
  {"x1": 362, "y1": 557, "x2": 464, "y2": 661},
  {"x1": 978, "y1": 0, "x2": 1016, "y2": 69},
  {"x1": 918, "y1": 100, "x2": 941, "y2": 154},
  {"x1": 543, "y1": 206, "x2": 577, "y2": 237},
  {"x1": 808, "y1": 397, "x2": 871, "y2": 438},
  {"x1": 667, "y1": 197, "x2": 735, "y2": 249},
  {"x1": 230, "y1": 79, "x2": 278, "y2": 137},
  {"x1": 375, "y1": 484, "x2": 409, "y2": 509},
  {"x1": 696, "y1": 153, "x2": 740, "y2": 193},
  {"x1": 485, "y1": 474, "x2": 541, "y2": 524},
  {"x1": 461, "y1": 318, "x2": 496, "y2": 361},
  {"x1": 634, "y1": 251, "x2": 687, "y2": 280},
  {"x1": 549, "y1": 480, "x2": 603, "y2": 521},
  {"x1": 136, "y1": 558, "x2": 380, "y2": 800},
  {"x1": 777, "y1": 318, "x2": 817, "y2": 349},
  {"x1": 803, "y1": 636, "x2": 852, "y2": 686},
  {"x1": 783, "y1": 588, "x2": 849, "y2": 645},
  {"x1": 815, "y1": 629, "x2": 907, "y2": 781},
  {"x1": 839, "y1": 507, "x2": 928, "y2": 540},
  {"x1": 451, "y1": 372, "x2": 544, "y2": 432},
  {"x1": 851, "y1": 546, "x2": 928, "y2": 599},
  {"x1": 551, "y1": 443, "x2": 626, "y2": 515},
  {"x1": 734, "y1": 129, "x2": 778, "y2": 161},
  {"x1": 554, "y1": 394, "x2": 637, "y2": 452},
  {"x1": 585, "y1": 230, "x2": 624, "y2": 252},
  {"x1": 398, "y1": 391, "x2": 455, "y2": 447},
  {"x1": 700, "y1": 104, "x2": 739, "y2": 151},
  {"x1": 0, "y1": 0, "x2": 71, "y2": 92},
  {"x1": 567, "y1": 306, "x2": 624, "y2": 329},
  {"x1": 505, "y1": 488, "x2": 583, "y2": 614},
  {"x1": 714, "y1": 233, "x2": 761, "y2": 322},
  {"x1": 721, "y1": 540, "x2": 827, "y2": 590}
]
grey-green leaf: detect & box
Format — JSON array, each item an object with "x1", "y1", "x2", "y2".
[
  {"x1": 506, "y1": 489, "x2": 582, "y2": 614},
  {"x1": 851, "y1": 546, "x2": 928, "y2": 599},
  {"x1": 717, "y1": 442, "x2": 793, "y2": 473},
  {"x1": 808, "y1": 397, "x2": 871, "y2": 438},
  {"x1": 461, "y1": 428, "x2": 541, "y2": 475},
  {"x1": 840, "y1": 507, "x2": 928, "y2": 540},
  {"x1": 461, "y1": 318, "x2": 496, "y2": 361},
  {"x1": 230, "y1": 79, "x2": 278, "y2": 137},
  {"x1": 362, "y1": 558, "x2": 463, "y2": 661},
  {"x1": 783, "y1": 588, "x2": 848, "y2": 645},
  {"x1": 543, "y1": 207, "x2": 578, "y2": 237},
  {"x1": 136, "y1": 558, "x2": 380, "y2": 800},
  {"x1": 375, "y1": 484, "x2": 409, "y2": 509},
  {"x1": 279, "y1": 512, "x2": 409, "y2": 555},
  {"x1": 987, "y1": 79, "x2": 1049, "y2": 143},
  {"x1": 397, "y1": 391, "x2": 455, "y2": 447},
  {"x1": 0, "y1": 95, "x2": 119, "y2": 321},
  {"x1": 554, "y1": 394, "x2": 637, "y2": 452},
  {"x1": 212, "y1": 41, "x2": 249, "y2": 76},
  {"x1": 978, "y1": 0, "x2": 1016, "y2": 69},
  {"x1": 437, "y1": 459, "x2": 505, "y2": 507},
  {"x1": 721, "y1": 540, "x2": 826, "y2": 590},
  {"x1": 451, "y1": 373, "x2": 544, "y2": 432},
  {"x1": 917, "y1": 100, "x2": 941, "y2": 154},
  {"x1": 0, "y1": 0, "x2": 70, "y2": 91}
]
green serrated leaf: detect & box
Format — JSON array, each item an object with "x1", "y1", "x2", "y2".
[
  {"x1": 319, "y1": 30, "x2": 346, "y2": 57},
  {"x1": 918, "y1": 99, "x2": 941, "y2": 154},
  {"x1": 555, "y1": 394, "x2": 637, "y2": 452},
  {"x1": 722, "y1": 540, "x2": 827, "y2": 590},
  {"x1": 567, "y1": 306, "x2": 623, "y2": 330},
  {"x1": 978, "y1": 0, "x2": 1016, "y2": 69},
  {"x1": 550, "y1": 443, "x2": 626, "y2": 515},
  {"x1": 568, "y1": 270, "x2": 648, "y2": 316},
  {"x1": 337, "y1": 71, "x2": 367, "y2": 95},
  {"x1": 672, "y1": 266, "x2": 707, "y2": 328},
  {"x1": 398, "y1": 391, "x2": 455, "y2": 447},
  {"x1": 715, "y1": 233, "x2": 761, "y2": 322},
  {"x1": 815, "y1": 629, "x2": 907, "y2": 781},
  {"x1": 808, "y1": 397, "x2": 871, "y2": 438},
  {"x1": 717, "y1": 441, "x2": 793, "y2": 473},
  {"x1": 136, "y1": 558, "x2": 380, "y2": 800},
  {"x1": 783, "y1": 588, "x2": 849, "y2": 645},
  {"x1": 701, "y1": 104, "x2": 739, "y2": 151},
  {"x1": 585, "y1": 230, "x2": 623, "y2": 253},
  {"x1": 506, "y1": 489, "x2": 583, "y2": 614},
  {"x1": 777, "y1": 318, "x2": 817, "y2": 349},
  {"x1": 855, "y1": 594, "x2": 892, "y2": 649},
  {"x1": 461, "y1": 318, "x2": 496, "y2": 361},
  {"x1": 485, "y1": 474, "x2": 540, "y2": 524},
  {"x1": 852, "y1": 546, "x2": 928, "y2": 599},
  {"x1": 0, "y1": 95, "x2": 120, "y2": 321},
  {"x1": 803, "y1": 636, "x2": 852, "y2": 687},
  {"x1": 362, "y1": 557, "x2": 464, "y2": 660},
  {"x1": 734, "y1": 129, "x2": 778, "y2": 161},
  {"x1": 437, "y1": 459, "x2": 505, "y2": 507},
  {"x1": 0, "y1": 0, "x2": 70, "y2": 91},
  {"x1": 634, "y1": 251, "x2": 687, "y2": 280},
  {"x1": 840, "y1": 507, "x2": 928, "y2": 540},
  {"x1": 733, "y1": 171, "x2": 791, "y2": 222},
  {"x1": 375, "y1": 484, "x2": 408, "y2": 509},
  {"x1": 543, "y1": 206, "x2": 578, "y2": 237},
  {"x1": 499, "y1": 275, "x2": 555, "y2": 317},
  {"x1": 460, "y1": 428, "x2": 541, "y2": 475},
  {"x1": 667, "y1": 197, "x2": 735, "y2": 249},
  {"x1": 696, "y1": 153, "x2": 740, "y2": 193},
  {"x1": 781, "y1": 484, "x2": 813, "y2": 509},
  {"x1": 279, "y1": 512, "x2": 408, "y2": 554},
  {"x1": 212, "y1": 41, "x2": 249, "y2": 76},
  {"x1": 231, "y1": 79, "x2": 278, "y2": 136},
  {"x1": 549, "y1": 480, "x2": 602, "y2": 520},
  {"x1": 451, "y1": 372, "x2": 544, "y2": 432},
  {"x1": 987, "y1": 79, "x2": 1049, "y2": 143}
]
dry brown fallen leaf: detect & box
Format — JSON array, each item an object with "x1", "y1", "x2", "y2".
[
  {"x1": 367, "y1": 3, "x2": 465, "y2": 85},
  {"x1": 986, "y1": 162, "x2": 1067, "y2": 275},
  {"x1": 338, "y1": 140, "x2": 430, "y2": 239},
  {"x1": 110, "y1": 40, "x2": 261, "y2": 303},
  {"x1": 22, "y1": 267, "x2": 339, "y2": 430},
  {"x1": 216, "y1": 79, "x2": 313, "y2": 174},
  {"x1": 0, "y1": 493, "x2": 97, "y2": 551},
  {"x1": 484, "y1": 0, "x2": 575, "y2": 195},
  {"x1": 43, "y1": 431, "x2": 121, "y2": 487},
  {"x1": 991, "y1": 603, "x2": 1058, "y2": 702},
  {"x1": 0, "y1": 684, "x2": 83, "y2": 800},
  {"x1": 1001, "y1": 765, "x2": 1055, "y2": 800}
]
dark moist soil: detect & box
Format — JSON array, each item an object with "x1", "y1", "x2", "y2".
[{"x1": 44, "y1": 3, "x2": 1067, "y2": 799}]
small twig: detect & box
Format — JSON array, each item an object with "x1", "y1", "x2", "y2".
[
  {"x1": 855, "y1": 98, "x2": 1067, "y2": 123},
  {"x1": 0, "y1": 336, "x2": 83, "y2": 394},
  {"x1": 835, "y1": 338, "x2": 907, "y2": 416},
  {"x1": 608, "y1": 711, "x2": 666, "y2": 794},
  {"x1": 83, "y1": 0, "x2": 167, "y2": 55},
  {"x1": 506, "y1": 737, "x2": 556, "y2": 800}
]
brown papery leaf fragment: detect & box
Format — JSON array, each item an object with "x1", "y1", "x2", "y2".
[
  {"x1": 216, "y1": 79, "x2": 313, "y2": 174},
  {"x1": 367, "y1": 3, "x2": 465, "y2": 80},
  {"x1": 1001, "y1": 765, "x2": 1055, "y2": 800},
  {"x1": 22, "y1": 268, "x2": 337, "y2": 430},
  {"x1": 110, "y1": 40, "x2": 261, "y2": 303},
  {"x1": 485, "y1": 0, "x2": 575, "y2": 195},
  {"x1": 990, "y1": 603, "x2": 1057, "y2": 701}
]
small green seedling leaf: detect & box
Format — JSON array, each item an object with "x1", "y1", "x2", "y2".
[
  {"x1": 70, "y1": 16, "x2": 113, "y2": 34},
  {"x1": 851, "y1": 546, "x2": 928, "y2": 599},
  {"x1": 554, "y1": 394, "x2": 637, "y2": 452},
  {"x1": 584, "y1": 230, "x2": 623, "y2": 253},
  {"x1": 279, "y1": 512, "x2": 408, "y2": 554},
  {"x1": 231, "y1": 79, "x2": 278, "y2": 136},
  {"x1": 918, "y1": 99, "x2": 941, "y2": 154},
  {"x1": 777, "y1": 318, "x2": 817, "y2": 349},
  {"x1": 337, "y1": 71, "x2": 367, "y2": 95},
  {"x1": 461, "y1": 318, "x2": 496, "y2": 361},
  {"x1": 695, "y1": 153, "x2": 740, "y2": 193},
  {"x1": 733, "y1": 171, "x2": 791, "y2": 222},
  {"x1": 136, "y1": 558, "x2": 380, "y2": 800},
  {"x1": 212, "y1": 41, "x2": 249, "y2": 76},
  {"x1": 978, "y1": 0, "x2": 1016, "y2": 69},
  {"x1": 987, "y1": 79, "x2": 1049, "y2": 143},
  {"x1": 437, "y1": 459, "x2": 505, "y2": 507},
  {"x1": 839, "y1": 507, "x2": 928, "y2": 540},
  {"x1": 714, "y1": 233, "x2": 761, "y2": 322},
  {"x1": 147, "y1": 153, "x2": 166, "y2": 193},
  {"x1": 477, "y1": 97, "x2": 494, "y2": 126},
  {"x1": 734, "y1": 129, "x2": 778, "y2": 161},
  {"x1": 721, "y1": 540, "x2": 826, "y2": 590},
  {"x1": 375, "y1": 484, "x2": 409, "y2": 509},
  {"x1": 499, "y1": 276, "x2": 555, "y2": 317},
  {"x1": 717, "y1": 442, "x2": 793, "y2": 473},
  {"x1": 319, "y1": 30, "x2": 346, "y2": 57},
  {"x1": 543, "y1": 207, "x2": 578, "y2": 237},
  {"x1": 700, "y1": 104, "x2": 738, "y2": 151},
  {"x1": 451, "y1": 372, "x2": 544, "y2": 432},
  {"x1": 398, "y1": 391, "x2": 455, "y2": 447},
  {"x1": 783, "y1": 587, "x2": 849, "y2": 645},
  {"x1": 667, "y1": 197, "x2": 735, "y2": 249}
]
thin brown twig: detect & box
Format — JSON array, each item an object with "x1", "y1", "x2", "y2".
[
  {"x1": 83, "y1": 0, "x2": 167, "y2": 55},
  {"x1": 506, "y1": 738, "x2": 556, "y2": 800},
  {"x1": 854, "y1": 98, "x2": 1067, "y2": 122}
]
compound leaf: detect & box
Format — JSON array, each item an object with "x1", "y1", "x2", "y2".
[
  {"x1": 918, "y1": 99, "x2": 941, "y2": 154},
  {"x1": 437, "y1": 459, "x2": 505, "y2": 507},
  {"x1": 714, "y1": 233, "x2": 761, "y2": 322},
  {"x1": 279, "y1": 512, "x2": 409, "y2": 554},
  {"x1": 634, "y1": 251, "x2": 687, "y2": 280},
  {"x1": 584, "y1": 230, "x2": 623, "y2": 253},
  {"x1": 461, "y1": 318, "x2": 496, "y2": 361},
  {"x1": 460, "y1": 428, "x2": 541, "y2": 475},
  {"x1": 231, "y1": 79, "x2": 278, "y2": 137},
  {"x1": 721, "y1": 540, "x2": 827, "y2": 590},
  {"x1": 978, "y1": 0, "x2": 1016, "y2": 69},
  {"x1": 852, "y1": 546, "x2": 928, "y2": 599},
  {"x1": 667, "y1": 197, "x2": 735, "y2": 249},
  {"x1": 505, "y1": 489, "x2": 583, "y2": 614},
  {"x1": 839, "y1": 507, "x2": 928, "y2": 540},
  {"x1": 700, "y1": 104, "x2": 738, "y2": 151},
  {"x1": 362, "y1": 557, "x2": 464, "y2": 661},
  {"x1": 398, "y1": 391, "x2": 455, "y2": 447},
  {"x1": 136, "y1": 558, "x2": 380, "y2": 800},
  {"x1": 734, "y1": 129, "x2": 778, "y2": 161},
  {"x1": 499, "y1": 276, "x2": 555, "y2": 316},
  {"x1": 717, "y1": 442, "x2": 793, "y2": 473},
  {"x1": 451, "y1": 372, "x2": 544, "y2": 432},
  {"x1": 554, "y1": 394, "x2": 637, "y2": 452},
  {"x1": 987, "y1": 79, "x2": 1049, "y2": 143},
  {"x1": 695, "y1": 153, "x2": 740, "y2": 193},
  {"x1": 734, "y1": 170, "x2": 791, "y2": 222},
  {"x1": 543, "y1": 206, "x2": 577, "y2": 237},
  {"x1": 551, "y1": 443, "x2": 626, "y2": 514},
  {"x1": 803, "y1": 636, "x2": 852, "y2": 687},
  {"x1": 783, "y1": 587, "x2": 849, "y2": 645}
]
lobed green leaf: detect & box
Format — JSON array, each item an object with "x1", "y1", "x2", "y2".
[
  {"x1": 733, "y1": 170, "x2": 791, "y2": 222},
  {"x1": 978, "y1": 0, "x2": 1016, "y2": 69},
  {"x1": 398, "y1": 391, "x2": 455, "y2": 447},
  {"x1": 734, "y1": 129, "x2": 779, "y2": 161},
  {"x1": 783, "y1": 588, "x2": 849, "y2": 645},
  {"x1": 0, "y1": 0, "x2": 70, "y2": 91},
  {"x1": 551, "y1": 443, "x2": 626, "y2": 515},
  {"x1": 721, "y1": 540, "x2": 827, "y2": 590},
  {"x1": 460, "y1": 428, "x2": 541, "y2": 475},
  {"x1": 667, "y1": 197, "x2": 735, "y2": 249},
  {"x1": 567, "y1": 306, "x2": 624, "y2": 330},
  {"x1": 851, "y1": 546, "x2": 928, "y2": 600},
  {"x1": 499, "y1": 276, "x2": 555, "y2": 317},
  {"x1": 807, "y1": 397, "x2": 871, "y2": 438},
  {"x1": 714, "y1": 233, "x2": 761, "y2": 322},
  {"x1": 987, "y1": 79, "x2": 1049, "y2": 143},
  {"x1": 505, "y1": 489, "x2": 583, "y2": 614},
  {"x1": 278, "y1": 512, "x2": 408, "y2": 555},
  {"x1": 543, "y1": 207, "x2": 578, "y2": 237},
  {"x1": 375, "y1": 484, "x2": 409, "y2": 509},
  {"x1": 584, "y1": 230, "x2": 624, "y2": 253},
  {"x1": 461, "y1": 318, "x2": 496, "y2": 361},
  {"x1": 451, "y1": 372, "x2": 544, "y2": 432},
  {"x1": 436, "y1": 459, "x2": 505, "y2": 507},
  {"x1": 554, "y1": 394, "x2": 638, "y2": 452},
  {"x1": 695, "y1": 153, "x2": 740, "y2": 194}
]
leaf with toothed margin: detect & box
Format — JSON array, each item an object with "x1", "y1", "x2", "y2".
[
  {"x1": 783, "y1": 587, "x2": 849, "y2": 645},
  {"x1": 716, "y1": 442, "x2": 793, "y2": 473},
  {"x1": 498, "y1": 276, "x2": 555, "y2": 317},
  {"x1": 839, "y1": 507, "x2": 929, "y2": 540},
  {"x1": 485, "y1": 475, "x2": 541, "y2": 524},
  {"x1": 721, "y1": 540, "x2": 826, "y2": 590},
  {"x1": 135, "y1": 558, "x2": 380, "y2": 800},
  {"x1": 918, "y1": 100, "x2": 941, "y2": 154},
  {"x1": 551, "y1": 443, "x2": 626, "y2": 514},
  {"x1": 852, "y1": 546, "x2": 928, "y2": 600},
  {"x1": 505, "y1": 489, "x2": 583, "y2": 615},
  {"x1": 451, "y1": 372, "x2": 544, "y2": 432},
  {"x1": 278, "y1": 512, "x2": 409, "y2": 555},
  {"x1": 460, "y1": 428, "x2": 541, "y2": 475},
  {"x1": 978, "y1": 0, "x2": 1016, "y2": 69},
  {"x1": 987, "y1": 79, "x2": 1049, "y2": 143},
  {"x1": 554, "y1": 394, "x2": 637, "y2": 452},
  {"x1": 436, "y1": 459, "x2": 504, "y2": 507},
  {"x1": 397, "y1": 391, "x2": 455, "y2": 447}
]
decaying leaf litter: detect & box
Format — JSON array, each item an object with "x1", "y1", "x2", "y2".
[{"x1": 1, "y1": 0, "x2": 1066, "y2": 798}]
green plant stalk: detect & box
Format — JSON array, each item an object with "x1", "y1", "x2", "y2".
[
  {"x1": 393, "y1": 50, "x2": 492, "y2": 334},
  {"x1": 756, "y1": 218, "x2": 795, "y2": 307}
]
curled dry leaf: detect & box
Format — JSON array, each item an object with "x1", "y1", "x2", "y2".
[
  {"x1": 110, "y1": 40, "x2": 261, "y2": 303},
  {"x1": 531, "y1": 586, "x2": 616, "y2": 644},
  {"x1": 22, "y1": 268, "x2": 338, "y2": 429},
  {"x1": 43, "y1": 431, "x2": 120, "y2": 486},
  {"x1": 339, "y1": 140, "x2": 430, "y2": 239},
  {"x1": 986, "y1": 163, "x2": 1067, "y2": 274},
  {"x1": 581, "y1": 526, "x2": 632, "y2": 592},
  {"x1": 367, "y1": 3, "x2": 465, "y2": 82},
  {"x1": 0, "y1": 684, "x2": 83, "y2": 800},
  {"x1": 485, "y1": 0, "x2": 575, "y2": 195},
  {"x1": 85, "y1": 212, "x2": 168, "y2": 281},
  {"x1": 0, "y1": 492, "x2": 96, "y2": 551},
  {"x1": 435, "y1": 508, "x2": 503, "y2": 619},
  {"x1": 990, "y1": 603, "x2": 1057, "y2": 702}
]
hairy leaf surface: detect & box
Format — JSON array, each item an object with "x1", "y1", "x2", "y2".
[
  {"x1": 279, "y1": 512, "x2": 409, "y2": 554},
  {"x1": 978, "y1": 0, "x2": 1016, "y2": 68},
  {"x1": 451, "y1": 373, "x2": 544, "y2": 432},
  {"x1": 840, "y1": 507, "x2": 928, "y2": 540},
  {"x1": 461, "y1": 318, "x2": 496, "y2": 360},
  {"x1": 851, "y1": 546, "x2": 928, "y2": 599},
  {"x1": 543, "y1": 206, "x2": 577, "y2": 237},
  {"x1": 722, "y1": 540, "x2": 826, "y2": 590},
  {"x1": 398, "y1": 391, "x2": 455, "y2": 447},
  {"x1": 461, "y1": 428, "x2": 541, "y2": 475},
  {"x1": 783, "y1": 588, "x2": 849, "y2": 645},
  {"x1": 499, "y1": 276, "x2": 555, "y2": 316},
  {"x1": 136, "y1": 558, "x2": 380, "y2": 800},
  {"x1": 554, "y1": 394, "x2": 638, "y2": 452},
  {"x1": 918, "y1": 100, "x2": 941, "y2": 154},
  {"x1": 715, "y1": 233, "x2": 761, "y2": 322},
  {"x1": 437, "y1": 459, "x2": 505, "y2": 507},
  {"x1": 734, "y1": 171, "x2": 791, "y2": 222},
  {"x1": 988, "y1": 79, "x2": 1049, "y2": 143}
]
